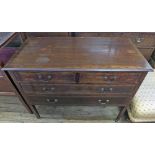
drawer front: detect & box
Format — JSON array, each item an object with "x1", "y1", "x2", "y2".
[
  {"x1": 138, "y1": 48, "x2": 154, "y2": 60},
  {"x1": 14, "y1": 72, "x2": 76, "y2": 83},
  {"x1": 27, "y1": 96, "x2": 128, "y2": 106},
  {"x1": 20, "y1": 84, "x2": 134, "y2": 96},
  {"x1": 128, "y1": 35, "x2": 155, "y2": 47},
  {"x1": 14, "y1": 71, "x2": 142, "y2": 85},
  {"x1": 80, "y1": 72, "x2": 141, "y2": 85}
]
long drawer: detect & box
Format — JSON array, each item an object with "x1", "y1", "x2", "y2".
[
  {"x1": 20, "y1": 83, "x2": 134, "y2": 96},
  {"x1": 14, "y1": 71, "x2": 141, "y2": 85},
  {"x1": 27, "y1": 96, "x2": 128, "y2": 106}
]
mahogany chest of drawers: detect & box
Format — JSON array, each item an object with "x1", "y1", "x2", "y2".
[{"x1": 3, "y1": 37, "x2": 153, "y2": 121}]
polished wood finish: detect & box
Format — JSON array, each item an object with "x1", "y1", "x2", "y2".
[
  {"x1": 27, "y1": 95, "x2": 128, "y2": 106},
  {"x1": 20, "y1": 83, "x2": 134, "y2": 96},
  {"x1": 75, "y1": 32, "x2": 155, "y2": 60},
  {"x1": 4, "y1": 37, "x2": 152, "y2": 71},
  {"x1": 14, "y1": 71, "x2": 141, "y2": 84},
  {"x1": 79, "y1": 72, "x2": 141, "y2": 84},
  {"x1": 3, "y1": 37, "x2": 153, "y2": 121},
  {"x1": 14, "y1": 71, "x2": 76, "y2": 83},
  {"x1": 137, "y1": 48, "x2": 154, "y2": 60}
]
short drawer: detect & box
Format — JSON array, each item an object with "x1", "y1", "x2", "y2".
[
  {"x1": 79, "y1": 72, "x2": 141, "y2": 85},
  {"x1": 20, "y1": 84, "x2": 134, "y2": 96},
  {"x1": 27, "y1": 96, "x2": 128, "y2": 106},
  {"x1": 14, "y1": 72, "x2": 76, "y2": 83}
]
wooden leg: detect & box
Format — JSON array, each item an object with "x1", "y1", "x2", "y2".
[
  {"x1": 115, "y1": 106, "x2": 127, "y2": 122},
  {"x1": 31, "y1": 105, "x2": 40, "y2": 119}
]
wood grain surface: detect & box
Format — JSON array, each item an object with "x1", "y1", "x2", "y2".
[{"x1": 3, "y1": 37, "x2": 153, "y2": 72}]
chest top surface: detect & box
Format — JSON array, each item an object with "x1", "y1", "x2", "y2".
[{"x1": 3, "y1": 37, "x2": 153, "y2": 72}]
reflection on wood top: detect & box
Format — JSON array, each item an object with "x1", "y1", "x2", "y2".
[{"x1": 3, "y1": 37, "x2": 153, "y2": 71}]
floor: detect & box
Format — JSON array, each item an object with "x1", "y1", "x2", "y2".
[{"x1": 0, "y1": 96, "x2": 129, "y2": 123}]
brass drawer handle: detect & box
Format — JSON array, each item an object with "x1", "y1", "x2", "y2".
[
  {"x1": 110, "y1": 76, "x2": 117, "y2": 80},
  {"x1": 101, "y1": 87, "x2": 113, "y2": 92},
  {"x1": 37, "y1": 74, "x2": 43, "y2": 80},
  {"x1": 103, "y1": 76, "x2": 117, "y2": 81},
  {"x1": 46, "y1": 98, "x2": 58, "y2": 103},
  {"x1": 42, "y1": 87, "x2": 55, "y2": 91},
  {"x1": 47, "y1": 75, "x2": 52, "y2": 80},
  {"x1": 135, "y1": 37, "x2": 144, "y2": 43},
  {"x1": 98, "y1": 99, "x2": 110, "y2": 105},
  {"x1": 103, "y1": 76, "x2": 108, "y2": 80},
  {"x1": 37, "y1": 74, "x2": 52, "y2": 81}
]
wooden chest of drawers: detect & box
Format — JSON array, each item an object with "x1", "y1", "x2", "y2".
[{"x1": 3, "y1": 37, "x2": 153, "y2": 121}]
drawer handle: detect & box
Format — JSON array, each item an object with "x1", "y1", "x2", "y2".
[
  {"x1": 101, "y1": 87, "x2": 113, "y2": 92},
  {"x1": 110, "y1": 76, "x2": 117, "y2": 81},
  {"x1": 37, "y1": 75, "x2": 52, "y2": 80},
  {"x1": 46, "y1": 98, "x2": 58, "y2": 103},
  {"x1": 135, "y1": 37, "x2": 144, "y2": 43},
  {"x1": 47, "y1": 75, "x2": 52, "y2": 80},
  {"x1": 37, "y1": 74, "x2": 43, "y2": 80},
  {"x1": 103, "y1": 76, "x2": 108, "y2": 80},
  {"x1": 98, "y1": 99, "x2": 110, "y2": 105},
  {"x1": 103, "y1": 76, "x2": 117, "y2": 81},
  {"x1": 42, "y1": 87, "x2": 55, "y2": 91}
]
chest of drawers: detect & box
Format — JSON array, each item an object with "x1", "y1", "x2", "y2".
[{"x1": 3, "y1": 37, "x2": 153, "y2": 121}]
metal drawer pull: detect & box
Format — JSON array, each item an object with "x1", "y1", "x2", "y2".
[
  {"x1": 37, "y1": 74, "x2": 42, "y2": 80},
  {"x1": 110, "y1": 76, "x2": 117, "y2": 80},
  {"x1": 47, "y1": 75, "x2": 52, "y2": 79},
  {"x1": 103, "y1": 76, "x2": 117, "y2": 81},
  {"x1": 103, "y1": 76, "x2": 108, "y2": 80},
  {"x1": 46, "y1": 98, "x2": 58, "y2": 103},
  {"x1": 135, "y1": 37, "x2": 144, "y2": 43},
  {"x1": 42, "y1": 87, "x2": 55, "y2": 91},
  {"x1": 101, "y1": 87, "x2": 113, "y2": 92},
  {"x1": 37, "y1": 75, "x2": 52, "y2": 80},
  {"x1": 98, "y1": 99, "x2": 110, "y2": 105}
]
